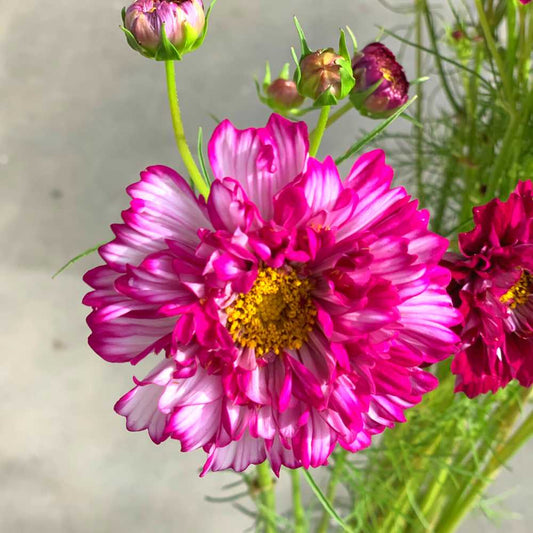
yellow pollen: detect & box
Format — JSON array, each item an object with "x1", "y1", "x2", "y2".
[
  {"x1": 225, "y1": 267, "x2": 316, "y2": 357},
  {"x1": 500, "y1": 270, "x2": 532, "y2": 309},
  {"x1": 380, "y1": 67, "x2": 395, "y2": 82}
]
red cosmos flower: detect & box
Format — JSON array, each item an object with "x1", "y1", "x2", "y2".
[{"x1": 445, "y1": 181, "x2": 533, "y2": 397}]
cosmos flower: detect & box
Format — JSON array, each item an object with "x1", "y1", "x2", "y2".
[
  {"x1": 444, "y1": 181, "x2": 533, "y2": 398},
  {"x1": 83, "y1": 114, "x2": 459, "y2": 475}
]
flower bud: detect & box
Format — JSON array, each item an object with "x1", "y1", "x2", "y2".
[
  {"x1": 350, "y1": 42, "x2": 409, "y2": 118},
  {"x1": 519, "y1": 1, "x2": 531, "y2": 5},
  {"x1": 266, "y1": 79, "x2": 305, "y2": 112},
  {"x1": 298, "y1": 49, "x2": 354, "y2": 105},
  {"x1": 122, "y1": 0, "x2": 207, "y2": 60}
]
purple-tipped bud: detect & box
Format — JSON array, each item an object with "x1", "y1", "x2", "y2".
[
  {"x1": 351, "y1": 42, "x2": 409, "y2": 118},
  {"x1": 266, "y1": 79, "x2": 305, "y2": 112},
  {"x1": 519, "y1": 1, "x2": 531, "y2": 5},
  {"x1": 124, "y1": 0, "x2": 205, "y2": 59},
  {"x1": 298, "y1": 49, "x2": 345, "y2": 101}
]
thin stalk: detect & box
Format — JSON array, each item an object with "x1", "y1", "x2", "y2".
[
  {"x1": 317, "y1": 450, "x2": 348, "y2": 533},
  {"x1": 326, "y1": 102, "x2": 353, "y2": 128},
  {"x1": 435, "y1": 389, "x2": 532, "y2": 533},
  {"x1": 415, "y1": 0, "x2": 426, "y2": 206},
  {"x1": 290, "y1": 470, "x2": 306, "y2": 533},
  {"x1": 474, "y1": 0, "x2": 514, "y2": 104},
  {"x1": 421, "y1": 0, "x2": 462, "y2": 114},
  {"x1": 256, "y1": 461, "x2": 277, "y2": 533},
  {"x1": 309, "y1": 106, "x2": 331, "y2": 157},
  {"x1": 485, "y1": 111, "x2": 519, "y2": 199},
  {"x1": 164, "y1": 60, "x2": 209, "y2": 199}
]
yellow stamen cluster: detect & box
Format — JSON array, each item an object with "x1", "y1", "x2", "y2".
[
  {"x1": 500, "y1": 270, "x2": 532, "y2": 309},
  {"x1": 226, "y1": 267, "x2": 316, "y2": 356}
]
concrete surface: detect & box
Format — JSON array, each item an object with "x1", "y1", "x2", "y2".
[{"x1": 0, "y1": 0, "x2": 530, "y2": 531}]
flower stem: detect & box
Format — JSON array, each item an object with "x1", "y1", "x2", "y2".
[
  {"x1": 474, "y1": 0, "x2": 514, "y2": 104},
  {"x1": 435, "y1": 388, "x2": 532, "y2": 533},
  {"x1": 415, "y1": 0, "x2": 426, "y2": 207},
  {"x1": 290, "y1": 470, "x2": 307, "y2": 533},
  {"x1": 326, "y1": 102, "x2": 353, "y2": 128},
  {"x1": 256, "y1": 461, "x2": 277, "y2": 533},
  {"x1": 309, "y1": 106, "x2": 331, "y2": 157},
  {"x1": 164, "y1": 60, "x2": 209, "y2": 199},
  {"x1": 317, "y1": 450, "x2": 347, "y2": 533},
  {"x1": 421, "y1": 0, "x2": 461, "y2": 115}
]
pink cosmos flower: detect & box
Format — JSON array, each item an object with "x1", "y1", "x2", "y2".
[
  {"x1": 83, "y1": 114, "x2": 459, "y2": 475},
  {"x1": 444, "y1": 181, "x2": 533, "y2": 398}
]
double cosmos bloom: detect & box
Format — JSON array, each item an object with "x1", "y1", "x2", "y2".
[
  {"x1": 84, "y1": 114, "x2": 459, "y2": 474},
  {"x1": 445, "y1": 182, "x2": 533, "y2": 397}
]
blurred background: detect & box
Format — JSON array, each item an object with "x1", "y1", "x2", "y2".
[{"x1": 1, "y1": 0, "x2": 531, "y2": 531}]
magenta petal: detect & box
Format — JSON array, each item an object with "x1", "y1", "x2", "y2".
[{"x1": 208, "y1": 114, "x2": 308, "y2": 219}]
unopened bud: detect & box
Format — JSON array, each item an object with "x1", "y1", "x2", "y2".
[
  {"x1": 350, "y1": 42, "x2": 409, "y2": 118},
  {"x1": 122, "y1": 0, "x2": 207, "y2": 60},
  {"x1": 266, "y1": 79, "x2": 305, "y2": 112},
  {"x1": 299, "y1": 49, "x2": 347, "y2": 102}
]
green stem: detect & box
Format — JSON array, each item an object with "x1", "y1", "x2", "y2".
[
  {"x1": 317, "y1": 450, "x2": 347, "y2": 533},
  {"x1": 435, "y1": 389, "x2": 532, "y2": 533},
  {"x1": 474, "y1": 0, "x2": 514, "y2": 104},
  {"x1": 309, "y1": 106, "x2": 331, "y2": 157},
  {"x1": 326, "y1": 102, "x2": 353, "y2": 128},
  {"x1": 421, "y1": 0, "x2": 462, "y2": 114},
  {"x1": 415, "y1": 0, "x2": 426, "y2": 207},
  {"x1": 485, "y1": 111, "x2": 519, "y2": 199},
  {"x1": 290, "y1": 470, "x2": 306, "y2": 533},
  {"x1": 164, "y1": 60, "x2": 209, "y2": 199},
  {"x1": 256, "y1": 461, "x2": 277, "y2": 533}
]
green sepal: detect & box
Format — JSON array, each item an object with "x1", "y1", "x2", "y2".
[
  {"x1": 336, "y1": 56, "x2": 355, "y2": 99},
  {"x1": 346, "y1": 26, "x2": 357, "y2": 54},
  {"x1": 291, "y1": 46, "x2": 302, "y2": 84},
  {"x1": 121, "y1": 6, "x2": 126, "y2": 25},
  {"x1": 155, "y1": 23, "x2": 182, "y2": 61},
  {"x1": 262, "y1": 61, "x2": 272, "y2": 90},
  {"x1": 120, "y1": 25, "x2": 153, "y2": 58},
  {"x1": 293, "y1": 17, "x2": 311, "y2": 57},
  {"x1": 192, "y1": 0, "x2": 217, "y2": 51},
  {"x1": 338, "y1": 30, "x2": 350, "y2": 62},
  {"x1": 313, "y1": 89, "x2": 339, "y2": 107},
  {"x1": 349, "y1": 79, "x2": 384, "y2": 115},
  {"x1": 279, "y1": 62, "x2": 290, "y2": 80}
]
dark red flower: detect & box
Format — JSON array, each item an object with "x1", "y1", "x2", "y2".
[{"x1": 444, "y1": 181, "x2": 533, "y2": 397}]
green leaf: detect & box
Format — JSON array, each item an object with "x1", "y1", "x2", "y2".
[
  {"x1": 196, "y1": 127, "x2": 211, "y2": 188},
  {"x1": 381, "y1": 27, "x2": 494, "y2": 92},
  {"x1": 301, "y1": 469, "x2": 354, "y2": 533},
  {"x1": 335, "y1": 96, "x2": 417, "y2": 165},
  {"x1": 293, "y1": 17, "x2": 311, "y2": 57},
  {"x1": 52, "y1": 242, "x2": 107, "y2": 279}
]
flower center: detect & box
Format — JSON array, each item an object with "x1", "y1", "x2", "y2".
[
  {"x1": 380, "y1": 67, "x2": 394, "y2": 82},
  {"x1": 226, "y1": 267, "x2": 316, "y2": 356},
  {"x1": 500, "y1": 270, "x2": 532, "y2": 309}
]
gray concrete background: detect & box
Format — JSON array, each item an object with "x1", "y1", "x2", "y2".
[{"x1": 0, "y1": 0, "x2": 530, "y2": 531}]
